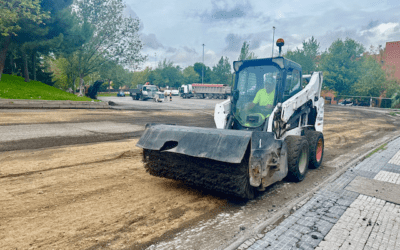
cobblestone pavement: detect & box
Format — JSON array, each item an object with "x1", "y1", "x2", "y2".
[{"x1": 239, "y1": 137, "x2": 400, "y2": 250}]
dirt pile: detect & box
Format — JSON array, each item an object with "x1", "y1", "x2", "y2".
[{"x1": 0, "y1": 140, "x2": 226, "y2": 250}]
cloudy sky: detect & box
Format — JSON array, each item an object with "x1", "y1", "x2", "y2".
[{"x1": 124, "y1": 0, "x2": 400, "y2": 70}]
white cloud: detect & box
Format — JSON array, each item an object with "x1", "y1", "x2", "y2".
[{"x1": 126, "y1": 0, "x2": 400, "y2": 69}]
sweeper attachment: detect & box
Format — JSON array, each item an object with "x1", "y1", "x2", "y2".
[{"x1": 137, "y1": 39, "x2": 325, "y2": 199}]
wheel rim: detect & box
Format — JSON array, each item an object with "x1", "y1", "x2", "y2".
[
  {"x1": 316, "y1": 139, "x2": 323, "y2": 162},
  {"x1": 299, "y1": 148, "x2": 307, "y2": 174}
]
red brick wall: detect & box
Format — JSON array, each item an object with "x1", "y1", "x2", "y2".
[
  {"x1": 320, "y1": 90, "x2": 337, "y2": 105},
  {"x1": 385, "y1": 41, "x2": 400, "y2": 80}
]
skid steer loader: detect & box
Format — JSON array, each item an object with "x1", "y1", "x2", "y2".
[{"x1": 137, "y1": 39, "x2": 324, "y2": 199}]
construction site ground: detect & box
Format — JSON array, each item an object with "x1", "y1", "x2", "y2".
[{"x1": 1, "y1": 104, "x2": 400, "y2": 250}]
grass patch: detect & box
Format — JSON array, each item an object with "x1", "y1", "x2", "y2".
[
  {"x1": 98, "y1": 92, "x2": 118, "y2": 97},
  {"x1": 365, "y1": 143, "x2": 388, "y2": 158},
  {"x1": 0, "y1": 74, "x2": 96, "y2": 101},
  {"x1": 389, "y1": 112, "x2": 400, "y2": 116}
]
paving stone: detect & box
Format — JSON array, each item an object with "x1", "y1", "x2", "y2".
[
  {"x1": 299, "y1": 231, "x2": 324, "y2": 247},
  {"x1": 296, "y1": 217, "x2": 316, "y2": 228},
  {"x1": 246, "y1": 141, "x2": 400, "y2": 250},
  {"x1": 382, "y1": 163, "x2": 400, "y2": 174}
]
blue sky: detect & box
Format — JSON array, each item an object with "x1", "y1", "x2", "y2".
[{"x1": 124, "y1": 0, "x2": 400, "y2": 70}]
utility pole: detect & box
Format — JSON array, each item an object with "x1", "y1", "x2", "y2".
[
  {"x1": 272, "y1": 26, "x2": 276, "y2": 57},
  {"x1": 202, "y1": 44, "x2": 205, "y2": 84},
  {"x1": 154, "y1": 53, "x2": 157, "y2": 69}
]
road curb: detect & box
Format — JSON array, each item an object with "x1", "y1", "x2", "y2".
[
  {"x1": 224, "y1": 131, "x2": 400, "y2": 250},
  {"x1": 0, "y1": 99, "x2": 110, "y2": 109}
]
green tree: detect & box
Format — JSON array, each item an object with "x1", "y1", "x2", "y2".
[
  {"x1": 319, "y1": 38, "x2": 365, "y2": 94},
  {"x1": 99, "y1": 61, "x2": 132, "y2": 90},
  {"x1": 285, "y1": 36, "x2": 320, "y2": 74},
  {"x1": 352, "y1": 56, "x2": 385, "y2": 97},
  {"x1": 132, "y1": 67, "x2": 151, "y2": 88},
  {"x1": 182, "y1": 66, "x2": 200, "y2": 84},
  {"x1": 149, "y1": 59, "x2": 183, "y2": 88},
  {"x1": 193, "y1": 62, "x2": 211, "y2": 83},
  {"x1": 238, "y1": 41, "x2": 257, "y2": 60},
  {"x1": 211, "y1": 56, "x2": 232, "y2": 85},
  {"x1": 72, "y1": 0, "x2": 145, "y2": 95},
  {"x1": 0, "y1": 0, "x2": 50, "y2": 80}
]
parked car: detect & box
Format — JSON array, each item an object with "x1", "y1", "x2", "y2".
[
  {"x1": 117, "y1": 91, "x2": 125, "y2": 97},
  {"x1": 338, "y1": 100, "x2": 353, "y2": 106}
]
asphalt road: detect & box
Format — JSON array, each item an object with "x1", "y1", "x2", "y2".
[
  {"x1": 0, "y1": 98, "x2": 220, "y2": 152},
  {"x1": 100, "y1": 95, "x2": 224, "y2": 111}
]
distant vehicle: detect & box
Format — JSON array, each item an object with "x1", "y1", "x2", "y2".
[
  {"x1": 153, "y1": 92, "x2": 165, "y2": 102},
  {"x1": 338, "y1": 100, "x2": 353, "y2": 106},
  {"x1": 178, "y1": 83, "x2": 231, "y2": 99},
  {"x1": 130, "y1": 84, "x2": 158, "y2": 101},
  {"x1": 117, "y1": 91, "x2": 125, "y2": 97},
  {"x1": 171, "y1": 90, "x2": 179, "y2": 96}
]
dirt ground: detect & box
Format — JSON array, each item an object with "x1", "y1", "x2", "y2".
[{"x1": 1, "y1": 106, "x2": 400, "y2": 250}]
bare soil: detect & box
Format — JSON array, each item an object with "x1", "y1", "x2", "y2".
[{"x1": 1, "y1": 106, "x2": 400, "y2": 250}]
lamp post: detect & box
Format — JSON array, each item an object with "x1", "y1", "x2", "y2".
[
  {"x1": 202, "y1": 44, "x2": 205, "y2": 84},
  {"x1": 154, "y1": 52, "x2": 157, "y2": 69},
  {"x1": 272, "y1": 26, "x2": 276, "y2": 57}
]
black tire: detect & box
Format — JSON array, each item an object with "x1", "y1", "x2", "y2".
[
  {"x1": 304, "y1": 130, "x2": 324, "y2": 169},
  {"x1": 285, "y1": 136, "x2": 309, "y2": 182}
]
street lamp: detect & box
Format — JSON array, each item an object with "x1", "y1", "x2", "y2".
[
  {"x1": 272, "y1": 26, "x2": 276, "y2": 57},
  {"x1": 202, "y1": 44, "x2": 205, "y2": 84}
]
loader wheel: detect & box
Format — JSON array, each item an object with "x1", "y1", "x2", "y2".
[
  {"x1": 304, "y1": 130, "x2": 324, "y2": 169},
  {"x1": 285, "y1": 136, "x2": 309, "y2": 182}
]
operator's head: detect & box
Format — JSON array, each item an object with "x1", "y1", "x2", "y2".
[{"x1": 264, "y1": 75, "x2": 275, "y2": 93}]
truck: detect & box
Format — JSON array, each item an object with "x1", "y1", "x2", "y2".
[
  {"x1": 179, "y1": 83, "x2": 231, "y2": 99},
  {"x1": 130, "y1": 84, "x2": 158, "y2": 101},
  {"x1": 137, "y1": 38, "x2": 325, "y2": 199}
]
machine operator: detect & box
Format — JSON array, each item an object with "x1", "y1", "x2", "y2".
[{"x1": 247, "y1": 74, "x2": 276, "y2": 112}]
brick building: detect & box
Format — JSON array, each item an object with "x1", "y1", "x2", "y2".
[{"x1": 384, "y1": 41, "x2": 400, "y2": 81}]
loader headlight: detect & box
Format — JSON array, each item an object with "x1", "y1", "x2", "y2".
[{"x1": 233, "y1": 61, "x2": 243, "y2": 72}]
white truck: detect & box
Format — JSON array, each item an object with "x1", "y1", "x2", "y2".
[{"x1": 130, "y1": 84, "x2": 158, "y2": 101}]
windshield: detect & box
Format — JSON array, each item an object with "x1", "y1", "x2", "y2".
[{"x1": 234, "y1": 65, "x2": 281, "y2": 128}]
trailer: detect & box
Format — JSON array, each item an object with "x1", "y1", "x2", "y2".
[{"x1": 179, "y1": 83, "x2": 231, "y2": 99}]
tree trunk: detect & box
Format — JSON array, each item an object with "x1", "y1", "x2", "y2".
[
  {"x1": 22, "y1": 51, "x2": 30, "y2": 82},
  {"x1": 10, "y1": 52, "x2": 14, "y2": 75},
  {"x1": 79, "y1": 74, "x2": 84, "y2": 96},
  {"x1": 108, "y1": 79, "x2": 111, "y2": 92},
  {"x1": 73, "y1": 77, "x2": 76, "y2": 94},
  {"x1": 0, "y1": 36, "x2": 11, "y2": 81},
  {"x1": 32, "y1": 52, "x2": 37, "y2": 81}
]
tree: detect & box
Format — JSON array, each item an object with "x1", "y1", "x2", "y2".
[
  {"x1": 132, "y1": 67, "x2": 151, "y2": 88},
  {"x1": 285, "y1": 36, "x2": 320, "y2": 74},
  {"x1": 211, "y1": 56, "x2": 232, "y2": 85},
  {"x1": 352, "y1": 56, "x2": 386, "y2": 97},
  {"x1": 72, "y1": 0, "x2": 145, "y2": 95},
  {"x1": 319, "y1": 38, "x2": 365, "y2": 94},
  {"x1": 193, "y1": 62, "x2": 211, "y2": 83},
  {"x1": 238, "y1": 41, "x2": 257, "y2": 60},
  {"x1": 0, "y1": 0, "x2": 50, "y2": 80},
  {"x1": 182, "y1": 66, "x2": 199, "y2": 85},
  {"x1": 148, "y1": 59, "x2": 183, "y2": 88}
]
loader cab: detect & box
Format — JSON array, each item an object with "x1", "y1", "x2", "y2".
[{"x1": 232, "y1": 57, "x2": 302, "y2": 130}]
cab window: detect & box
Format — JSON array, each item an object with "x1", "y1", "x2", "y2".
[{"x1": 283, "y1": 69, "x2": 301, "y2": 101}]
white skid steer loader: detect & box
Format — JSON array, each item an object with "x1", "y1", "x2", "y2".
[{"x1": 137, "y1": 39, "x2": 325, "y2": 199}]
